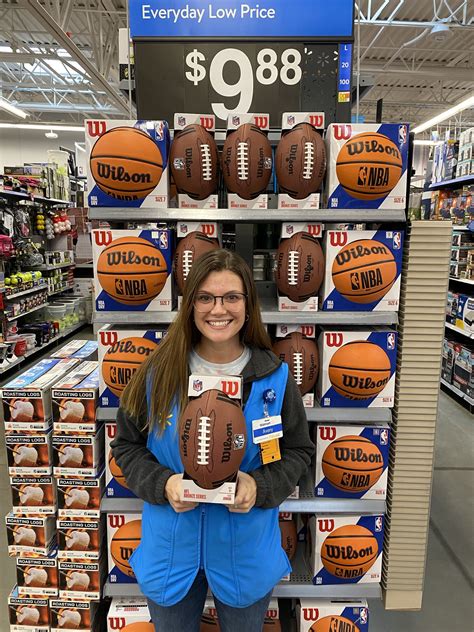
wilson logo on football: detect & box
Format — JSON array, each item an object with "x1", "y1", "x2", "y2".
[
  {"x1": 306, "y1": 225, "x2": 322, "y2": 237},
  {"x1": 94, "y1": 231, "x2": 112, "y2": 247},
  {"x1": 325, "y1": 333, "x2": 343, "y2": 347},
  {"x1": 108, "y1": 618, "x2": 126, "y2": 630},
  {"x1": 200, "y1": 116, "x2": 214, "y2": 130},
  {"x1": 221, "y1": 381, "x2": 239, "y2": 397},
  {"x1": 106, "y1": 424, "x2": 117, "y2": 439},
  {"x1": 279, "y1": 512, "x2": 292, "y2": 520},
  {"x1": 99, "y1": 331, "x2": 118, "y2": 346},
  {"x1": 87, "y1": 120, "x2": 106, "y2": 138},
  {"x1": 300, "y1": 325, "x2": 315, "y2": 337},
  {"x1": 330, "y1": 232, "x2": 348, "y2": 247},
  {"x1": 108, "y1": 515, "x2": 125, "y2": 529},
  {"x1": 302, "y1": 608, "x2": 320, "y2": 621},
  {"x1": 200, "y1": 224, "x2": 216, "y2": 237},
  {"x1": 333, "y1": 124, "x2": 353, "y2": 140},
  {"x1": 253, "y1": 115, "x2": 269, "y2": 129},
  {"x1": 319, "y1": 427, "x2": 336, "y2": 441},
  {"x1": 309, "y1": 115, "x2": 324, "y2": 128},
  {"x1": 318, "y1": 519, "x2": 335, "y2": 532}
]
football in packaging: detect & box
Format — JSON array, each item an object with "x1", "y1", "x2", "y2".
[
  {"x1": 107, "y1": 513, "x2": 142, "y2": 584},
  {"x1": 310, "y1": 514, "x2": 384, "y2": 585},
  {"x1": 317, "y1": 328, "x2": 397, "y2": 408},
  {"x1": 315, "y1": 425, "x2": 390, "y2": 499},
  {"x1": 92, "y1": 229, "x2": 174, "y2": 312},
  {"x1": 325, "y1": 123, "x2": 409, "y2": 210},
  {"x1": 321, "y1": 230, "x2": 404, "y2": 311},
  {"x1": 86, "y1": 119, "x2": 170, "y2": 208},
  {"x1": 297, "y1": 599, "x2": 369, "y2": 632}
]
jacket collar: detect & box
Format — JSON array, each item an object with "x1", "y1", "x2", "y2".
[{"x1": 242, "y1": 347, "x2": 281, "y2": 384}]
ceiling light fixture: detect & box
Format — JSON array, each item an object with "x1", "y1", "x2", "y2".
[
  {"x1": 0, "y1": 123, "x2": 84, "y2": 132},
  {"x1": 412, "y1": 95, "x2": 474, "y2": 134},
  {"x1": 45, "y1": 130, "x2": 58, "y2": 139},
  {"x1": 0, "y1": 96, "x2": 28, "y2": 119},
  {"x1": 413, "y1": 140, "x2": 443, "y2": 146}
]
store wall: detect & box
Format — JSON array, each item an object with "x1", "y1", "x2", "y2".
[{"x1": 0, "y1": 128, "x2": 84, "y2": 172}]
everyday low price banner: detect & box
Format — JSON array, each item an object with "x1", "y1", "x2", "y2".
[{"x1": 129, "y1": 0, "x2": 354, "y2": 38}]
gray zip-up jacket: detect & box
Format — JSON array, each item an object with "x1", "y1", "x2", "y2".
[{"x1": 111, "y1": 347, "x2": 314, "y2": 508}]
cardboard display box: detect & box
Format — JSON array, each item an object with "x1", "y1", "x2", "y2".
[
  {"x1": 58, "y1": 557, "x2": 106, "y2": 600},
  {"x1": 6, "y1": 513, "x2": 56, "y2": 556},
  {"x1": 51, "y1": 340, "x2": 98, "y2": 361},
  {"x1": 5, "y1": 431, "x2": 53, "y2": 476},
  {"x1": 10, "y1": 475, "x2": 56, "y2": 515},
  {"x1": 52, "y1": 362, "x2": 100, "y2": 434},
  {"x1": 107, "y1": 598, "x2": 151, "y2": 631},
  {"x1": 297, "y1": 599, "x2": 369, "y2": 632},
  {"x1": 107, "y1": 513, "x2": 141, "y2": 585},
  {"x1": 8, "y1": 587, "x2": 50, "y2": 631},
  {"x1": 50, "y1": 597, "x2": 101, "y2": 632},
  {"x1": 57, "y1": 517, "x2": 104, "y2": 561},
  {"x1": 52, "y1": 426, "x2": 104, "y2": 477},
  {"x1": 16, "y1": 550, "x2": 59, "y2": 597},
  {"x1": 57, "y1": 473, "x2": 104, "y2": 519},
  {"x1": 105, "y1": 423, "x2": 136, "y2": 499}
]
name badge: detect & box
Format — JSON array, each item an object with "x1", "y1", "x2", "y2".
[{"x1": 252, "y1": 415, "x2": 283, "y2": 445}]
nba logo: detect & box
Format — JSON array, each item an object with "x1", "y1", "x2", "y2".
[
  {"x1": 387, "y1": 333, "x2": 396, "y2": 350},
  {"x1": 360, "y1": 608, "x2": 368, "y2": 624},
  {"x1": 180, "y1": 223, "x2": 188, "y2": 234},
  {"x1": 380, "y1": 429, "x2": 388, "y2": 445},
  {"x1": 155, "y1": 121, "x2": 165, "y2": 140},
  {"x1": 178, "y1": 116, "x2": 186, "y2": 127},
  {"x1": 393, "y1": 232, "x2": 401, "y2": 249},
  {"x1": 193, "y1": 380, "x2": 203, "y2": 393},
  {"x1": 159, "y1": 232, "x2": 168, "y2": 249},
  {"x1": 399, "y1": 125, "x2": 408, "y2": 145},
  {"x1": 232, "y1": 116, "x2": 240, "y2": 126},
  {"x1": 287, "y1": 115, "x2": 295, "y2": 127},
  {"x1": 375, "y1": 516, "x2": 383, "y2": 532}
]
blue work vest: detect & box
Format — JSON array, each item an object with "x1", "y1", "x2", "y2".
[{"x1": 129, "y1": 362, "x2": 291, "y2": 607}]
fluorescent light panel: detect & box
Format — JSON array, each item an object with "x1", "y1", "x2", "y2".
[
  {"x1": 413, "y1": 140, "x2": 443, "y2": 146},
  {"x1": 0, "y1": 97, "x2": 28, "y2": 119},
  {"x1": 0, "y1": 123, "x2": 84, "y2": 131},
  {"x1": 413, "y1": 95, "x2": 474, "y2": 134}
]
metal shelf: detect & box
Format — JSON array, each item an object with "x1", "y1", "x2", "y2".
[
  {"x1": 449, "y1": 276, "x2": 474, "y2": 285},
  {"x1": 440, "y1": 378, "x2": 474, "y2": 406},
  {"x1": 97, "y1": 405, "x2": 391, "y2": 424},
  {"x1": 0, "y1": 189, "x2": 71, "y2": 205},
  {"x1": 445, "y1": 322, "x2": 474, "y2": 339},
  {"x1": 3, "y1": 283, "x2": 48, "y2": 300},
  {"x1": 48, "y1": 284, "x2": 75, "y2": 297},
  {"x1": 30, "y1": 262, "x2": 75, "y2": 271},
  {"x1": 429, "y1": 174, "x2": 474, "y2": 190},
  {"x1": 88, "y1": 207, "x2": 406, "y2": 223},
  {"x1": 6, "y1": 302, "x2": 47, "y2": 321}
]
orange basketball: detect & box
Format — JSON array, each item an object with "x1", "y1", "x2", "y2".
[
  {"x1": 97, "y1": 237, "x2": 168, "y2": 305},
  {"x1": 102, "y1": 335, "x2": 158, "y2": 396},
  {"x1": 328, "y1": 341, "x2": 391, "y2": 400},
  {"x1": 122, "y1": 623, "x2": 155, "y2": 632},
  {"x1": 310, "y1": 616, "x2": 360, "y2": 632},
  {"x1": 110, "y1": 519, "x2": 141, "y2": 577},
  {"x1": 332, "y1": 239, "x2": 397, "y2": 304},
  {"x1": 336, "y1": 132, "x2": 402, "y2": 200},
  {"x1": 108, "y1": 449, "x2": 129, "y2": 489},
  {"x1": 321, "y1": 524, "x2": 378, "y2": 578},
  {"x1": 322, "y1": 435, "x2": 384, "y2": 493},
  {"x1": 90, "y1": 126, "x2": 163, "y2": 200}
]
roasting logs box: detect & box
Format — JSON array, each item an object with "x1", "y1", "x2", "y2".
[
  {"x1": 8, "y1": 587, "x2": 50, "y2": 631},
  {"x1": 92, "y1": 228, "x2": 174, "y2": 312},
  {"x1": 5, "y1": 430, "x2": 53, "y2": 476},
  {"x1": 16, "y1": 550, "x2": 59, "y2": 597},
  {"x1": 98, "y1": 326, "x2": 166, "y2": 408},
  {"x1": 50, "y1": 597, "x2": 101, "y2": 632},
  {"x1": 1, "y1": 358, "x2": 80, "y2": 432},
  {"x1": 315, "y1": 425, "x2": 390, "y2": 499},
  {"x1": 57, "y1": 472, "x2": 105, "y2": 519},
  {"x1": 51, "y1": 340, "x2": 98, "y2": 361},
  {"x1": 321, "y1": 230, "x2": 404, "y2": 311},
  {"x1": 202, "y1": 596, "x2": 280, "y2": 627},
  {"x1": 317, "y1": 328, "x2": 397, "y2": 408},
  {"x1": 10, "y1": 475, "x2": 57, "y2": 515},
  {"x1": 105, "y1": 422, "x2": 136, "y2": 499},
  {"x1": 107, "y1": 598, "x2": 151, "y2": 631},
  {"x1": 52, "y1": 362, "x2": 100, "y2": 434},
  {"x1": 6, "y1": 513, "x2": 56, "y2": 556},
  {"x1": 310, "y1": 514, "x2": 384, "y2": 584},
  {"x1": 57, "y1": 517, "x2": 104, "y2": 561},
  {"x1": 297, "y1": 599, "x2": 369, "y2": 632},
  {"x1": 52, "y1": 426, "x2": 104, "y2": 477},
  {"x1": 58, "y1": 557, "x2": 106, "y2": 600},
  {"x1": 107, "y1": 513, "x2": 142, "y2": 584},
  {"x1": 86, "y1": 118, "x2": 170, "y2": 208},
  {"x1": 325, "y1": 122, "x2": 409, "y2": 210}
]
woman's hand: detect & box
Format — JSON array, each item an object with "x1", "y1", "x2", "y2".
[
  {"x1": 228, "y1": 471, "x2": 257, "y2": 513},
  {"x1": 164, "y1": 474, "x2": 198, "y2": 513}
]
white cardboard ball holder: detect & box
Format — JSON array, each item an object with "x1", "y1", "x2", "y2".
[
  {"x1": 226, "y1": 112, "x2": 270, "y2": 211},
  {"x1": 180, "y1": 374, "x2": 243, "y2": 505},
  {"x1": 16, "y1": 551, "x2": 59, "y2": 597},
  {"x1": 277, "y1": 224, "x2": 322, "y2": 312},
  {"x1": 278, "y1": 112, "x2": 326, "y2": 210},
  {"x1": 174, "y1": 113, "x2": 219, "y2": 209},
  {"x1": 10, "y1": 474, "x2": 57, "y2": 515},
  {"x1": 275, "y1": 323, "x2": 317, "y2": 408}
]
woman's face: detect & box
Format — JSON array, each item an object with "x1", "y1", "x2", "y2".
[{"x1": 193, "y1": 270, "x2": 247, "y2": 347}]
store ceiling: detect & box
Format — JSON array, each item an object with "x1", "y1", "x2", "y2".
[{"x1": 0, "y1": 0, "x2": 472, "y2": 131}]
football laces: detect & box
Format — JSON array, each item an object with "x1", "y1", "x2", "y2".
[
  {"x1": 288, "y1": 250, "x2": 299, "y2": 286},
  {"x1": 197, "y1": 415, "x2": 211, "y2": 465},
  {"x1": 182, "y1": 249, "x2": 193, "y2": 280},
  {"x1": 200, "y1": 144, "x2": 213, "y2": 182},
  {"x1": 293, "y1": 351, "x2": 303, "y2": 385},
  {"x1": 237, "y1": 142, "x2": 249, "y2": 180},
  {"x1": 303, "y1": 142, "x2": 315, "y2": 180}
]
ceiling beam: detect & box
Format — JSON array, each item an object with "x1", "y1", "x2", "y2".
[
  {"x1": 360, "y1": 19, "x2": 473, "y2": 28},
  {"x1": 0, "y1": 53, "x2": 38, "y2": 63},
  {"x1": 362, "y1": 62, "x2": 473, "y2": 81}
]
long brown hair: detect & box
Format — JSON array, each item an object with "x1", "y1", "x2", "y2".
[{"x1": 120, "y1": 249, "x2": 271, "y2": 431}]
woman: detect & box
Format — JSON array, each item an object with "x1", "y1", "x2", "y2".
[{"x1": 112, "y1": 249, "x2": 314, "y2": 632}]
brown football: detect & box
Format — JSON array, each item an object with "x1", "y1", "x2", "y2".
[
  {"x1": 273, "y1": 332, "x2": 319, "y2": 395},
  {"x1": 279, "y1": 515, "x2": 297, "y2": 560},
  {"x1": 222, "y1": 124, "x2": 273, "y2": 199},
  {"x1": 174, "y1": 231, "x2": 220, "y2": 293},
  {"x1": 275, "y1": 123, "x2": 327, "y2": 199},
  {"x1": 276, "y1": 232, "x2": 325, "y2": 302},
  {"x1": 200, "y1": 613, "x2": 220, "y2": 631},
  {"x1": 179, "y1": 390, "x2": 247, "y2": 490},
  {"x1": 263, "y1": 620, "x2": 282, "y2": 631},
  {"x1": 170, "y1": 124, "x2": 219, "y2": 199}
]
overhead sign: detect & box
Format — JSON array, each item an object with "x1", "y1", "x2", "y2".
[{"x1": 129, "y1": 0, "x2": 354, "y2": 39}]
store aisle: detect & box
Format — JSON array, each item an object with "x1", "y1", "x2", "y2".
[{"x1": 0, "y1": 384, "x2": 472, "y2": 630}]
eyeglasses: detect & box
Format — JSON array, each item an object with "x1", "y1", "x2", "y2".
[{"x1": 194, "y1": 292, "x2": 247, "y2": 312}]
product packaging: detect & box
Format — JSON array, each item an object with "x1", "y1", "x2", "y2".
[
  {"x1": 16, "y1": 549, "x2": 59, "y2": 597},
  {"x1": 6, "y1": 513, "x2": 56, "y2": 556},
  {"x1": 57, "y1": 472, "x2": 105, "y2": 519},
  {"x1": 57, "y1": 517, "x2": 104, "y2": 561},
  {"x1": 107, "y1": 513, "x2": 142, "y2": 584},
  {"x1": 297, "y1": 599, "x2": 369, "y2": 632},
  {"x1": 8, "y1": 587, "x2": 50, "y2": 631},
  {"x1": 52, "y1": 427, "x2": 104, "y2": 477},
  {"x1": 105, "y1": 423, "x2": 136, "y2": 499},
  {"x1": 10, "y1": 475, "x2": 56, "y2": 515},
  {"x1": 52, "y1": 362, "x2": 100, "y2": 434}
]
